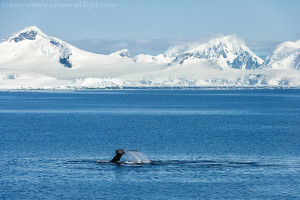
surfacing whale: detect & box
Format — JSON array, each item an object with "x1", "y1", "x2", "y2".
[{"x1": 110, "y1": 149, "x2": 126, "y2": 162}]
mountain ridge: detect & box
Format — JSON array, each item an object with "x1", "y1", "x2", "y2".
[{"x1": 0, "y1": 26, "x2": 299, "y2": 89}]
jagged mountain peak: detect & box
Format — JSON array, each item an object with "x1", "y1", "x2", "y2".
[
  {"x1": 165, "y1": 35, "x2": 245, "y2": 57},
  {"x1": 163, "y1": 35, "x2": 263, "y2": 69},
  {"x1": 1, "y1": 26, "x2": 68, "y2": 48},
  {"x1": 2, "y1": 26, "x2": 47, "y2": 43},
  {"x1": 19, "y1": 26, "x2": 43, "y2": 33},
  {"x1": 1, "y1": 26, "x2": 76, "y2": 68}
]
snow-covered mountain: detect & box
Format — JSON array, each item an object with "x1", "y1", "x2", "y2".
[
  {"x1": 263, "y1": 40, "x2": 300, "y2": 70},
  {"x1": 1, "y1": 26, "x2": 76, "y2": 68},
  {"x1": 0, "y1": 26, "x2": 133, "y2": 71},
  {"x1": 0, "y1": 26, "x2": 299, "y2": 89},
  {"x1": 134, "y1": 35, "x2": 264, "y2": 70}
]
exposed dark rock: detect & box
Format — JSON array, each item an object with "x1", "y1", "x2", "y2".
[
  {"x1": 11, "y1": 31, "x2": 37, "y2": 42},
  {"x1": 59, "y1": 55, "x2": 72, "y2": 68}
]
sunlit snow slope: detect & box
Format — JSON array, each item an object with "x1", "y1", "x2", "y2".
[
  {"x1": 0, "y1": 26, "x2": 299, "y2": 89},
  {"x1": 263, "y1": 40, "x2": 300, "y2": 70}
]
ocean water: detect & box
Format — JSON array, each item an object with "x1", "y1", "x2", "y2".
[{"x1": 0, "y1": 89, "x2": 299, "y2": 199}]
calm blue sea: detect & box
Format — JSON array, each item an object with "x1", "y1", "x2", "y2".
[{"x1": 0, "y1": 89, "x2": 299, "y2": 199}]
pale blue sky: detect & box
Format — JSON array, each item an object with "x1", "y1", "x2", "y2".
[{"x1": 0, "y1": 0, "x2": 299, "y2": 56}]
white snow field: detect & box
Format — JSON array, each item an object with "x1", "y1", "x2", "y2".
[{"x1": 0, "y1": 26, "x2": 299, "y2": 89}]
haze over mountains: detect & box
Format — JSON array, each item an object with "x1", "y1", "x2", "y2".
[{"x1": 0, "y1": 26, "x2": 299, "y2": 89}]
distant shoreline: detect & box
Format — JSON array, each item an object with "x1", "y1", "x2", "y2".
[{"x1": 1, "y1": 86, "x2": 300, "y2": 92}]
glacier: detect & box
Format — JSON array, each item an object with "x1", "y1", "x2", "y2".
[{"x1": 0, "y1": 26, "x2": 299, "y2": 90}]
